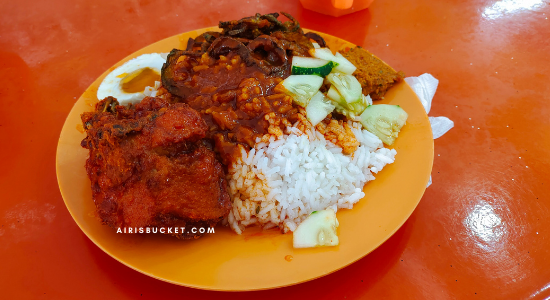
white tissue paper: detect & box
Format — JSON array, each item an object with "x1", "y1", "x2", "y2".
[
  {"x1": 404, "y1": 74, "x2": 438, "y2": 113},
  {"x1": 404, "y1": 73, "x2": 454, "y2": 187},
  {"x1": 429, "y1": 116, "x2": 455, "y2": 139}
]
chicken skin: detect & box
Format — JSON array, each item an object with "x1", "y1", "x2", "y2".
[{"x1": 81, "y1": 96, "x2": 231, "y2": 239}]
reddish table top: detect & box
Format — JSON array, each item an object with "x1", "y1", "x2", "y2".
[{"x1": 1, "y1": 0, "x2": 549, "y2": 299}]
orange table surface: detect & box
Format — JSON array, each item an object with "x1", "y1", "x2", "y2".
[{"x1": 1, "y1": 0, "x2": 549, "y2": 299}]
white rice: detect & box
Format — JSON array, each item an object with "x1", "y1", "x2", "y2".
[{"x1": 226, "y1": 121, "x2": 397, "y2": 234}]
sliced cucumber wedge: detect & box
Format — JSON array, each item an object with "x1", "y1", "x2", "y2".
[
  {"x1": 293, "y1": 209, "x2": 339, "y2": 248},
  {"x1": 279, "y1": 75, "x2": 324, "y2": 107},
  {"x1": 326, "y1": 84, "x2": 345, "y2": 105},
  {"x1": 309, "y1": 48, "x2": 357, "y2": 75},
  {"x1": 359, "y1": 104, "x2": 408, "y2": 145},
  {"x1": 334, "y1": 52, "x2": 357, "y2": 74},
  {"x1": 309, "y1": 47, "x2": 333, "y2": 59},
  {"x1": 362, "y1": 93, "x2": 373, "y2": 106},
  {"x1": 292, "y1": 56, "x2": 335, "y2": 77},
  {"x1": 326, "y1": 85, "x2": 370, "y2": 119},
  {"x1": 306, "y1": 91, "x2": 335, "y2": 126},
  {"x1": 326, "y1": 73, "x2": 362, "y2": 104}
]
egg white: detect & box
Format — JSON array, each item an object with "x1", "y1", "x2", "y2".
[{"x1": 97, "y1": 53, "x2": 166, "y2": 105}]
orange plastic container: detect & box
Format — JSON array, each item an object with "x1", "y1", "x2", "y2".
[{"x1": 300, "y1": 0, "x2": 374, "y2": 17}]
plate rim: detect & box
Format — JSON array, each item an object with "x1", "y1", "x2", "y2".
[{"x1": 56, "y1": 27, "x2": 434, "y2": 291}]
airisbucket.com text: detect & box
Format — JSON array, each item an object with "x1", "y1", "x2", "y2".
[{"x1": 116, "y1": 227, "x2": 215, "y2": 234}]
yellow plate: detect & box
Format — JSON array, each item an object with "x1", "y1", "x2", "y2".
[{"x1": 56, "y1": 27, "x2": 433, "y2": 291}]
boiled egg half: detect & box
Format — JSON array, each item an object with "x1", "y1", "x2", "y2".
[{"x1": 97, "y1": 53, "x2": 166, "y2": 105}]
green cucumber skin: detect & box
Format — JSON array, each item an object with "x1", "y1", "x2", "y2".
[
  {"x1": 292, "y1": 61, "x2": 335, "y2": 77},
  {"x1": 311, "y1": 48, "x2": 357, "y2": 75}
]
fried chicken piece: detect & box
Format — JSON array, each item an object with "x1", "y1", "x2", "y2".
[
  {"x1": 339, "y1": 47, "x2": 405, "y2": 100},
  {"x1": 81, "y1": 96, "x2": 231, "y2": 239}
]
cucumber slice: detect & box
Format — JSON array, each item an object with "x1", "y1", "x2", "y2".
[
  {"x1": 362, "y1": 93, "x2": 373, "y2": 106},
  {"x1": 309, "y1": 48, "x2": 357, "y2": 75},
  {"x1": 293, "y1": 209, "x2": 339, "y2": 248},
  {"x1": 279, "y1": 75, "x2": 324, "y2": 107},
  {"x1": 308, "y1": 47, "x2": 332, "y2": 59},
  {"x1": 325, "y1": 86, "x2": 348, "y2": 114},
  {"x1": 359, "y1": 104, "x2": 408, "y2": 145},
  {"x1": 326, "y1": 85, "x2": 345, "y2": 105},
  {"x1": 306, "y1": 91, "x2": 335, "y2": 126},
  {"x1": 326, "y1": 85, "x2": 372, "y2": 118},
  {"x1": 334, "y1": 52, "x2": 357, "y2": 74},
  {"x1": 349, "y1": 95, "x2": 371, "y2": 115},
  {"x1": 292, "y1": 57, "x2": 335, "y2": 77},
  {"x1": 326, "y1": 73, "x2": 362, "y2": 104}
]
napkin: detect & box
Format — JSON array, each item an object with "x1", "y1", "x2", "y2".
[{"x1": 404, "y1": 73, "x2": 454, "y2": 187}]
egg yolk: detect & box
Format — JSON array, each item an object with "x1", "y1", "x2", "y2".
[{"x1": 120, "y1": 68, "x2": 161, "y2": 93}]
